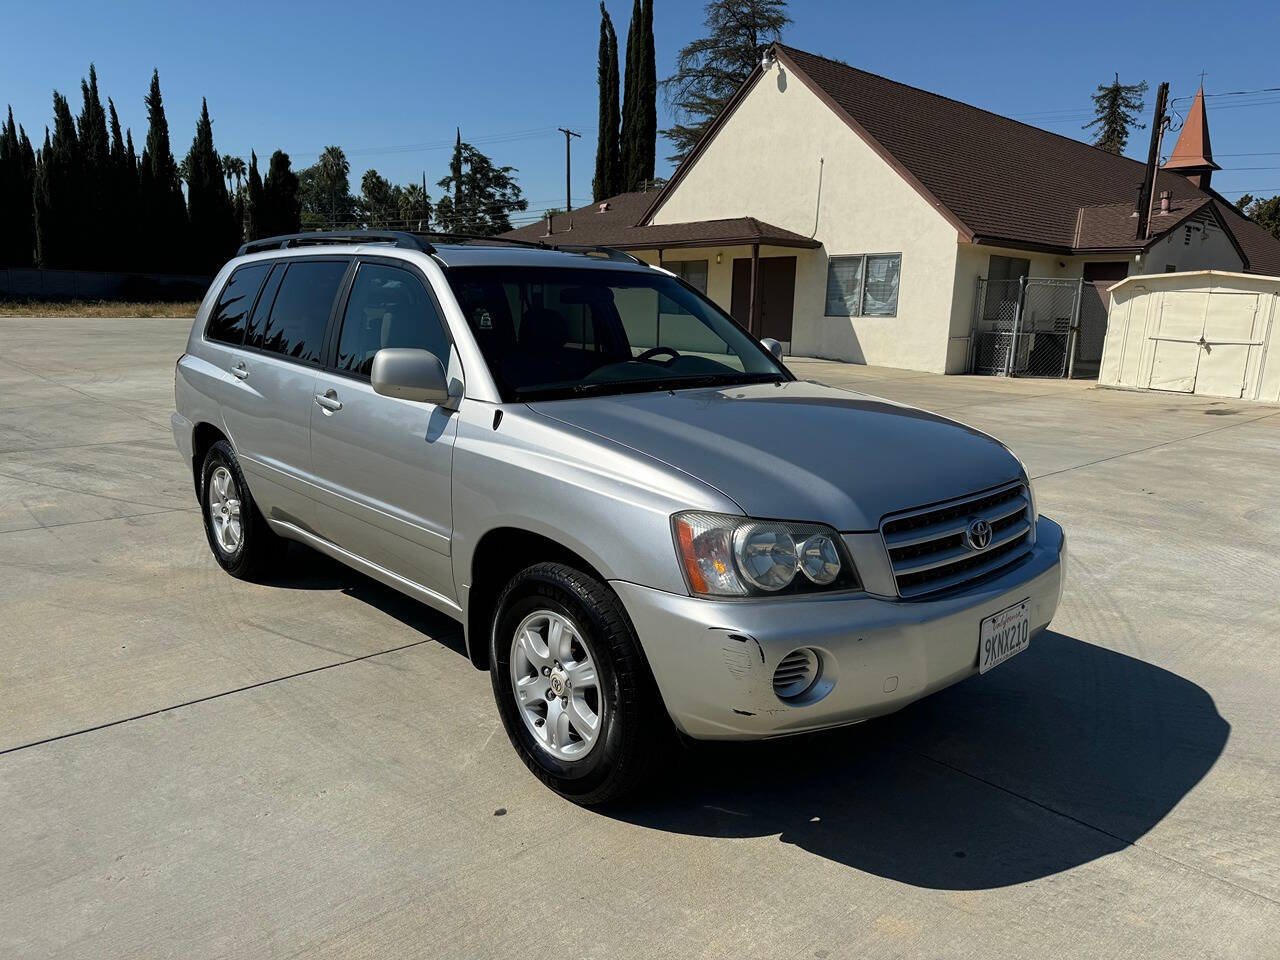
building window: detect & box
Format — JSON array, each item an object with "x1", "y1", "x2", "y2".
[
  {"x1": 670, "y1": 259, "x2": 709, "y2": 294},
  {"x1": 825, "y1": 254, "x2": 901, "y2": 317},
  {"x1": 661, "y1": 259, "x2": 709, "y2": 315}
]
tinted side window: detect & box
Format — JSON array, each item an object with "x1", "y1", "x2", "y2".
[
  {"x1": 244, "y1": 262, "x2": 285, "y2": 349},
  {"x1": 205, "y1": 263, "x2": 270, "y2": 345},
  {"x1": 255, "y1": 260, "x2": 349, "y2": 364},
  {"x1": 335, "y1": 263, "x2": 449, "y2": 376}
]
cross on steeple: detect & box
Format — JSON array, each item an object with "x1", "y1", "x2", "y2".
[{"x1": 1198, "y1": 70, "x2": 1208, "y2": 87}]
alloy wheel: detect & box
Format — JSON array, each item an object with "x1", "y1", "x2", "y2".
[
  {"x1": 208, "y1": 465, "x2": 243, "y2": 554},
  {"x1": 509, "y1": 610, "x2": 605, "y2": 761}
]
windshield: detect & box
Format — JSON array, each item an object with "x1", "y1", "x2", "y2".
[{"x1": 444, "y1": 265, "x2": 790, "y2": 401}]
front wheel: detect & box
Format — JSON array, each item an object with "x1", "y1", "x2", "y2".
[{"x1": 490, "y1": 562, "x2": 666, "y2": 805}]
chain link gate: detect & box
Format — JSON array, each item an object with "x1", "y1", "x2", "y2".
[{"x1": 970, "y1": 277, "x2": 1088, "y2": 377}]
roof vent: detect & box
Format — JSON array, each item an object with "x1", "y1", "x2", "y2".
[
  {"x1": 597, "y1": 202, "x2": 610, "y2": 213},
  {"x1": 1158, "y1": 190, "x2": 1171, "y2": 215}
]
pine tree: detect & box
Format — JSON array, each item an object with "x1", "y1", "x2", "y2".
[
  {"x1": 34, "y1": 92, "x2": 82, "y2": 268},
  {"x1": 661, "y1": 0, "x2": 790, "y2": 165},
  {"x1": 0, "y1": 107, "x2": 37, "y2": 266},
  {"x1": 262, "y1": 150, "x2": 301, "y2": 236},
  {"x1": 434, "y1": 139, "x2": 527, "y2": 234},
  {"x1": 183, "y1": 98, "x2": 239, "y2": 273},
  {"x1": 138, "y1": 70, "x2": 188, "y2": 271},
  {"x1": 592, "y1": 3, "x2": 622, "y2": 201},
  {"x1": 1085, "y1": 73, "x2": 1148, "y2": 155},
  {"x1": 76, "y1": 65, "x2": 111, "y2": 268},
  {"x1": 245, "y1": 150, "x2": 265, "y2": 240}
]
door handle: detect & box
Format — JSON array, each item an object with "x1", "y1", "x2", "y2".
[
  {"x1": 230, "y1": 362, "x2": 249, "y2": 380},
  {"x1": 314, "y1": 390, "x2": 343, "y2": 412}
]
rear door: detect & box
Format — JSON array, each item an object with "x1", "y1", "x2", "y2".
[
  {"x1": 220, "y1": 257, "x2": 351, "y2": 528},
  {"x1": 309, "y1": 257, "x2": 460, "y2": 601}
]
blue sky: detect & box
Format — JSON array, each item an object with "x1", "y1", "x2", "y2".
[{"x1": 3, "y1": 0, "x2": 1276, "y2": 225}]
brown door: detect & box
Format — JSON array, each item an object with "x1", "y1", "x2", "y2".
[
  {"x1": 1076, "y1": 261, "x2": 1129, "y2": 371},
  {"x1": 731, "y1": 256, "x2": 797, "y2": 340}
]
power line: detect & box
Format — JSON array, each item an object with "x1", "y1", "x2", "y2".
[{"x1": 286, "y1": 125, "x2": 595, "y2": 162}]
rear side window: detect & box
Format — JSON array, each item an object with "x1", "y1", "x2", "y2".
[
  {"x1": 334, "y1": 263, "x2": 449, "y2": 376},
  {"x1": 205, "y1": 263, "x2": 270, "y2": 345},
  {"x1": 252, "y1": 259, "x2": 349, "y2": 364},
  {"x1": 244, "y1": 262, "x2": 285, "y2": 348}
]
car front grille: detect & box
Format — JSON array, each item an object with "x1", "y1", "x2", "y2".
[{"x1": 881, "y1": 481, "x2": 1034, "y2": 599}]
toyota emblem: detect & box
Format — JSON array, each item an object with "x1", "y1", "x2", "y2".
[{"x1": 966, "y1": 517, "x2": 993, "y2": 550}]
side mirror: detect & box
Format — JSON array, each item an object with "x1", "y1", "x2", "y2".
[
  {"x1": 761, "y1": 337, "x2": 784, "y2": 360},
  {"x1": 371, "y1": 348, "x2": 450, "y2": 404}
]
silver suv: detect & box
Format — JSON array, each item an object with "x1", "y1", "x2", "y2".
[{"x1": 173, "y1": 231, "x2": 1065, "y2": 804}]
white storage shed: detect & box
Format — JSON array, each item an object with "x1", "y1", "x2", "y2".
[{"x1": 1100, "y1": 270, "x2": 1280, "y2": 401}]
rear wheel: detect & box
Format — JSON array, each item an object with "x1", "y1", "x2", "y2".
[
  {"x1": 490, "y1": 562, "x2": 665, "y2": 805},
  {"x1": 199, "y1": 440, "x2": 280, "y2": 579}
]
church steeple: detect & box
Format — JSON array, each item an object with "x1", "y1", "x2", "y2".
[{"x1": 1163, "y1": 85, "x2": 1220, "y2": 190}]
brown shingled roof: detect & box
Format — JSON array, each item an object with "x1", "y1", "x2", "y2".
[
  {"x1": 638, "y1": 44, "x2": 1280, "y2": 274},
  {"x1": 501, "y1": 190, "x2": 819, "y2": 250}
]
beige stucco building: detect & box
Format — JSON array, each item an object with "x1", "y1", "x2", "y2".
[{"x1": 506, "y1": 45, "x2": 1280, "y2": 376}]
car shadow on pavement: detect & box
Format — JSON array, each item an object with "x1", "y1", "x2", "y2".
[
  {"x1": 257, "y1": 543, "x2": 467, "y2": 657},
  {"x1": 613, "y1": 631, "x2": 1229, "y2": 890}
]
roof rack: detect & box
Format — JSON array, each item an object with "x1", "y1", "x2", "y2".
[
  {"x1": 537, "y1": 243, "x2": 644, "y2": 265},
  {"x1": 418, "y1": 231, "x2": 545, "y2": 249},
  {"x1": 236, "y1": 230, "x2": 647, "y2": 267},
  {"x1": 237, "y1": 231, "x2": 436, "y2": 256}
]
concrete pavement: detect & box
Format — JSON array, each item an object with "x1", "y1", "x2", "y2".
[{"x1": 2, "y1": 319, "x2": 1278, "y2": 958}]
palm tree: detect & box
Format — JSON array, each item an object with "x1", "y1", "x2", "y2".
[
  {"x1": 222, "y1": 155, "x2": 246, "y2": 194},
  {"x1": 317, "y1": 145, "x2": 350, "y2": 225}
]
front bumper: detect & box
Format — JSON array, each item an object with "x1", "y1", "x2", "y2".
[{"x1": 613, "y1": 515, "x2": 1066, "y2": 740}]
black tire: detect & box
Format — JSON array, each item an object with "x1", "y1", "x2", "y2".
[
  {"x1": 490, "y1": 562, "x2": 666, "y2": 805},
  {"x1": 199, "y1": 439, "x2": 281, "y2": 580}
]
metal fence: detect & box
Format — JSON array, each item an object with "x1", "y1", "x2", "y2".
[{"x1": 970, "y1": 277, "x2": 1092, "y2": 378}]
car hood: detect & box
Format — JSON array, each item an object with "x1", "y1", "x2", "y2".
[{"x1": 528, "y1": 380, "x2": 1021, "y2": 531}]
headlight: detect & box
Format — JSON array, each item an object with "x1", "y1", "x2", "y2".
[{"x1": 672, "y1": 512, "x2": 860, "y2": 598}]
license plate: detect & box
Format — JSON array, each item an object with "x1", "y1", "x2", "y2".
[{"x1": 978, "y1": 598, "x2": 1031, "y2": 674}]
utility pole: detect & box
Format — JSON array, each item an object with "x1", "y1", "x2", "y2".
[
  {"x1": 1136, "y1": 81, "x2": 1170, "y2": 242},
  {"x1": 558, "y1": 128, "x2": 581, "y2": 216}
]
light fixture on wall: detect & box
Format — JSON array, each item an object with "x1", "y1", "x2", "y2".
[{"x1": 716, "y1": 252, "x2": 722, "y2": 264}]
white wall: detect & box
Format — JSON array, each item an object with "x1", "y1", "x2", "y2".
[
  {"x1": 1136, "y1": 210, "x2": 1245, "y2": 274},
  {"x1": 648, "y1": 62, "x2": 962, "y2": 373}
]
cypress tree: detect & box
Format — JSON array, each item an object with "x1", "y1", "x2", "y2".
[
  {"x1": 262, "y1": 150, "x2": 301, "y2": 236},
  {"x1": 592, "y1": 3, "x2": 622, "y2": 201},
  {"x1": 1, "y1": 107, "x2": 37, "y2": 266},
  {"x1": 245, "y1": 150, "x2": 265, "y2": 239},
  {"x1": 77, "y1": 65, "x2": 111, "y2": 268},
  {"x1": 138, "y1": 70, "x2": 187, "y2": 272},
  {"x1": 34, "y1": 93, "x2": 82, "y2": 268},
  {"x1": 619, "y1": 0, "x2": 656, "y2": 191},
  {"x1": 637, "y1": 0, "x2": 656, "y2": 187},
  {"x1": 183, "y1": 98, "x2": 238, "y2": 273},
  {"x1": 107, "y1": 99, "x2": 139, "y2": 269}
]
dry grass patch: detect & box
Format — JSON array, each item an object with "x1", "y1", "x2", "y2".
[{"x1": 0, "y1": 300, "x2": 200, "y2": 318}]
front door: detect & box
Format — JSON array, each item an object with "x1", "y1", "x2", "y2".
[
  {"x1": 309, "y1": 258, "x2": 459, "y2": 602},
  {"x1": 731, "y1": 256, "x2": 797, "y2": 340}
]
